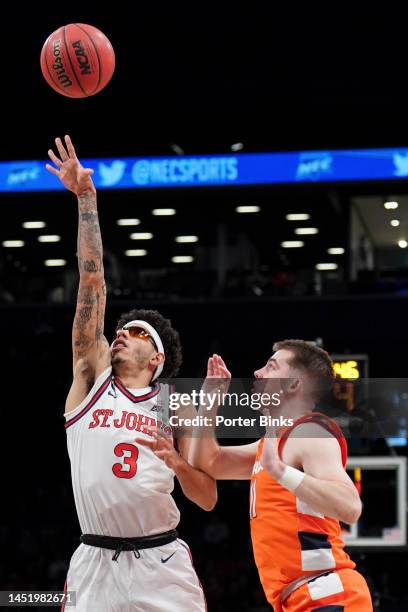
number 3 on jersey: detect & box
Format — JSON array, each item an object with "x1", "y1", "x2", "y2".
[{"x1": 112, "y1": 443, "x2": 139, "y2": 479}]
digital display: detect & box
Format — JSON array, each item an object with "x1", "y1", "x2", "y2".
[
  {"x1": 2, "y1": 147, "x2": 408, "y2": 192},
  {"x1": 328, "y1": 355, "x2": 369, "y2": 414},
  {"x1": 331, "y1": 355, "x2": 368, "y2": 380}
]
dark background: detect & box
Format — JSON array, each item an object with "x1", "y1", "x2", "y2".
[
  {"x1": 2, "y1": 5, "x2": 408, "y2": 158},
  {"x1": 1, "y1": 4, "x2": 408, "y2": 611}
]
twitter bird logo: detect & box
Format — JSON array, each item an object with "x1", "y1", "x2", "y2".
[
  {"x1": 99, "y1": 160, "x2": 126, "y2": 186},
  {"x1": 393, "y1": 153, "x2": 408, "y2": 177}
]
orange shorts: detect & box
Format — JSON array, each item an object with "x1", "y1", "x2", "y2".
[{"x1": 282, "y1": 569, "x2": 373, "y2": 612}]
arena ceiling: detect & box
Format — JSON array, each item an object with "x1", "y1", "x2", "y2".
[
  {"x1": 1, "y1": 6, "x2": 408, "y2": 287},
  {"x1": 1, "y1": 182, "x2": 407, "y2": 283}
]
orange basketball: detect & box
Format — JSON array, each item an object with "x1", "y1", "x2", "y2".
[{"x1": 40, "y1": 24, "x2": 115, "y2": 98}]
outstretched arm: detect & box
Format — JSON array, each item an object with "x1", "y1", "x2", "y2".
[
  {"x1": 46, "y1": 136, "x2": 110, "y2": 407},
  {"x1": 188, "y1": 355, "x2": 259, "y2": 480},
  {"x1": 74, "y1": 187, "x2": 107, "y2": 370}
]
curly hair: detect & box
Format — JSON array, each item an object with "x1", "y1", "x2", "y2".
[{"x1": 115, "y1": 308, "x2": 182, "y2": 378}]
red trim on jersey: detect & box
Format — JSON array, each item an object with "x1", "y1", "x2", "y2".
[
  {"x1": 178, "y1": 540, "x2": 208, "y2": 611},
  {"x1": 278, "y1": 412, "x2": 348, "y2": 467},
  {"x1": 60, "y1": 580, "x2": 67, "y2": 611},
  {"x1": 113, "y1": 377, "x2": 161, "y2": 403},
  {"x1": 65, "y1": 374, "x2": 112, "y2": 429}
]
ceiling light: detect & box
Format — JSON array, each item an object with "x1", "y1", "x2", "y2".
[
  {"x1": 169, "y1": 143, "x2": 185, "y2": 156},
  {"x1": 235, "y1": 205, "x2": 260, "y2": 213},
  {"x1": 23, "y1": 221, "x2": 46, "y2": 229},
  {"x1": 384, "y1": 201, "x2": 399, "y2": 210},
  {"x1": 316, "y1": 263, "x2": 338, "y2": 271},
  {"x1": 38, "y1": 235, "x2": 61, "y2": 243},
  {"x1": 117, "y1": 218, "x2": 140, "y2": 226},
  {"x1": 130, "y1": 233, "x2": 153, "y2": 240},
  {"x1": 172, "y1": 256, "x2": 194, "y2": 263},
  {"x1": 390, "y1": 219, "x2": 400, "y2": 227},
  {"x1": 286, "y1": 213, "x2": 310, "y2": 221},
  {"x1": 294, "y1": 227, "x2": 319, "y2": 235},
  {"x1": 281, "y1": 241, "x2": 304, "y2": 248},
  {"x1": 175, "y1": 236, "x2": 199, "y2": 243},
  {"x1": 152, "y1": 208, "x2": 176, "y2": 216},
  {"x1": 398, "y1": 240, "x2": 408, "y2": 249},
  {"x1": 44, "y1": 259, "x2": 66, "y2": 267},
  {"x1": 2, "y1": 240, "x2": 24, "y2": 247},
  {"x1": 125, "y1": 249, "x2": 147, "y2": 256},
  {"x1": 327, "y1": 247, "x2": 345, "y2": 255}
]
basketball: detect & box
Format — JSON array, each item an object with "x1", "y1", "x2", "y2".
[{"x1": 40, "y1": 24, "x2": 115, "y2": 98}]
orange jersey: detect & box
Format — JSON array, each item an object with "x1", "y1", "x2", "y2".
[
  {"x1": 250, "y1": 413, "x2": 356, "y2": 610},
  {"x1": 282, "y1": 568, "x2": 372, "y2": 611}
]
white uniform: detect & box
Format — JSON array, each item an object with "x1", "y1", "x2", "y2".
[{"x1": 63, "y1": 367, "x2": 206, "y2": 611}]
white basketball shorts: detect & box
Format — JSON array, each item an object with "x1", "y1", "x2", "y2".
[{"x1": 61, "y1": 538, "x2": 206, "y2": 611}]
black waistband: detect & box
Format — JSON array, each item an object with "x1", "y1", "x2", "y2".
[{"x1": 80, "y1": 529, "x2": 178, "y2": 562}]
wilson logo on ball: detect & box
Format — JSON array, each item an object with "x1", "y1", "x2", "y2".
[
  {"x1": 52, "y1": 39, "x2": 72, "y2": 89},
  {"x1": 41, "y1": 23, "x2": 115, "y2": 98},
  {"x1": 72, "y1": 40, "x2": 92, "y2": 76}
]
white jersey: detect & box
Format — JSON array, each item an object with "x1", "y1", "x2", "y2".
[{"x1": 65, "y1": 367, "x2": 180, "y2": 537}]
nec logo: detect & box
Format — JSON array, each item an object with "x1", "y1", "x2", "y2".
[
  {"x1": 98, "y1": 161, "x2": 126, "y2": 186},
  {"x1": 7, "y1": 166, "x2": 41, "y2": 186},
  {"x1": 296, "y1": 154, "x2": 333, "y2": 181}
]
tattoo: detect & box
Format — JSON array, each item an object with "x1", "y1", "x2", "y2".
[
  {"x1": 78, "y1": 285, "x2": 96, "y2": 306},
  {"x1": 73, "y1": 284, "x2": 107, "y2": 359},
  {"x1": 72, "y1": 192, "x2": 107, "y2": 362},
  {"x1": 80, "y1": 211, "x2": 98, "y2": 222},
  {"x1": 73, "y1": 303, "x2": 94, "y2": 356},
  {"x1": 84, "y1": 260, "x2": 98, "y2": 272},
  {"x1": 96, "y1": 282, "x2": 106, "y2": 347},
  {"x1": 76, "y1": 305, "x2": 93, "y2": 326},
  {"x1": 95, "y1": 290, "x2": 102, "y2": 341},
  {"x1": 77, "y1": 192, "x2": 103, "y2": 275}
]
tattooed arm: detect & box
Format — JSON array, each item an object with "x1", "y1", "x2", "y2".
[
  {"x1": 73, "y1": 191, "x2": 109, "y2": 372},
  {"x1": 46, "y1": 136, "x2": 110, "y2": 409}
]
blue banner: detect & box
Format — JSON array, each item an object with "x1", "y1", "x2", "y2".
[{"x1": 1, "y1": 147, "x2": 408, "y2": 192}]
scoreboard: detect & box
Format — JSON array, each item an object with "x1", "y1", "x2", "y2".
[
  {"x1": 331, "y1": 354, "x2": 369, "y2": 381},
  {"x1": 328, "y1": 354, "x2": 369, "y2": 415}
]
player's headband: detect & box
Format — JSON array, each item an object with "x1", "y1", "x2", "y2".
[{"x1": 122, "y1": 319, "x2": 164, "y2": 380}]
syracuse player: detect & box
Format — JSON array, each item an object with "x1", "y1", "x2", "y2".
[{"x1": 190, "y1": 343, "x2": 373, "y2": 611}]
